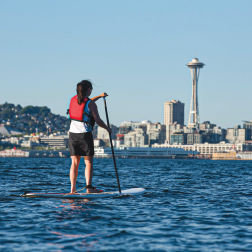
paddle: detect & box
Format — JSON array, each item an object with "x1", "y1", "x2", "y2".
[{"x1": 103, "y1": 97, "x2": 121, "y2": 194}]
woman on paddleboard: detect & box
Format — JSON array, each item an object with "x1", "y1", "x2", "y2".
[{"x1": 68, "y1": 80, "x2": 111, "y2": 193}]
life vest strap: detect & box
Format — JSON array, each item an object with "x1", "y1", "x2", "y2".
[{"x1": 70, "y1": 118, "x2": 84, "y2": 123}]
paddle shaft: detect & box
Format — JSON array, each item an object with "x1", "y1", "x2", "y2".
[{"x1": 103, "y1": 97, "x2": 121, "y2": 193}]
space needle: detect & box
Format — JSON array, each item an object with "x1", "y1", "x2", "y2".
[{"x1": 187, "y1": 58, "x2": 205, "y2": 128}]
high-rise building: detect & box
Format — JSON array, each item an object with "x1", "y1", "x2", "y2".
[
  {"x1": 164, "y1": 100, "x2": 184, "y2": 142},
  {"x1": 164, "y1": 100, "x2": 184, "y2": 126}
]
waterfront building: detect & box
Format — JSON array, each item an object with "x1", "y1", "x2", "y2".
[
  {"x1": 237, "y1": 151, "x2": 252, "y2": 160},
  {"x1": 212, "y1": 151, "x2": 237, "y2": 160},
  {"x1": 94, "y1": 146, "x2": 198, "y2": 158},
  {"x1": 40, "y1": 134, "x2": 69, "y2": 149},
  {"x1": 152, "y1": 142, "x2": 252, "y2": 155},
  {"x1": 0, "y1": 148, "x2": 29, "y2": 157},
  {"x1": 212, "y1": 151, "x2": 252, "y2": 160}
]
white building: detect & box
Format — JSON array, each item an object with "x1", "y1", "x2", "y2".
[
  {"x1": 97, "y1": 126, "x2": 109, "y2": 140},
  {"x1": 146, "y1": 122, "x2": 166, "y2": 145},
  {"x1": 94, "y1": 146, "x2": 198, "y2": 158},
  {"x1": 97, "y1": 125, "x2": 118, "y2": 140},
  {"x1": 1, "y1": 137, "x2": 20, "y2": 145},
  {"x1": 40, "y1": 134, "x2": 69, "y2": 149},
  {"x1": 152, "y1": 142, "x2": 246, "y2": 155},
  {"x1": 237, "y1": 152, "x2": 252, "y2": 160},
  {"x1": 0, "y1": 148, "x2": 29, "y2": 157},
  {"x1": 226, "y1": 127, "x2": 247, "y2": 143},
  {"x1": 124, "y1": 128, "x2": 148, "y2": 147}
]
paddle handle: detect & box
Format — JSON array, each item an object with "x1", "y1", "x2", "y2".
[{"x1": 103, "y1": 97, "x2": 121, "y2": 194}]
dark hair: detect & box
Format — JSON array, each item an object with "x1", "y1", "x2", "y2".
[{"x1": 76, "y1": 80, "x2": 93, "y2": 104}]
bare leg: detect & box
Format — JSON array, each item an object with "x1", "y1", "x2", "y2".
[
  {"x1": 84, "y1": 156, "x2": 102, "y2": 193},
  {"x1": 84, "y1": 156, "x2": 93, "y2": 186},
  {"x1": 70, "y1": 156, "x2": 81, "y2": 193}
]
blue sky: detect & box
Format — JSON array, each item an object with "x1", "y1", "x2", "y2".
[{"x1": 1, "y1": 0, "x2": 251, "y2": 128}]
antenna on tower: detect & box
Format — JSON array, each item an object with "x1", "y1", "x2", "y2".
[{"x1": 186, "y1": 58, "x2": 205, "y2": 128}]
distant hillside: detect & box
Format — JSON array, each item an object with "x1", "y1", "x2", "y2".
[{"x1": 0, "y1": 103, "x2": 70, "y2": 134}]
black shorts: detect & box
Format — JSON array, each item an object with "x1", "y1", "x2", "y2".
[{"x1": 69, "y1": 132, "x2": 94, "y2": 156}]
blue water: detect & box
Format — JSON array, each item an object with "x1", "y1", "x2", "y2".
[{"x1": 0, "y1": 158, "x2": 251, "y2": 251}]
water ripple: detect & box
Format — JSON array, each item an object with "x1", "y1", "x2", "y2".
[{"x1": 0, "y1": 158, "x2": 251, "y2": 251}]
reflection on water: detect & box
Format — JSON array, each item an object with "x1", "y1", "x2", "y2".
[
  {"x1": 47, "y1": 230, "x2": 98, "y2": 251},
  {"x1": 57, "y1": 199, "x2": 91, "y2": 209},
  {"x1": 49, "y1": 199, "x2": 101, "y2": 251},
  {"x1": 0, "y1": 158, "x2": 252, "y2": 251}
]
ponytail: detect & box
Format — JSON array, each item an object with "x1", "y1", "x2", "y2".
[{"x1": 76, "y1": 80, "x2": 93, "y2": 104}]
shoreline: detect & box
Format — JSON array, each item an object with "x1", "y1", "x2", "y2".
[{"x1": 0, "y1": 148, "x2": 252, "y2": 160}]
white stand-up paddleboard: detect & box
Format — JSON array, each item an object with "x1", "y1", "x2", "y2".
[{"x1": 21, "y1": 188, "x2": 145, "y2": 199}]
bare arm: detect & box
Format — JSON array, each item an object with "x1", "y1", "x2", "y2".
[
  {"x1": 91, "y1": 93, "x2": 108, "y2": 102},
  {"x1": 89, "y1": 101, "x2": 111, "y2": 133}
]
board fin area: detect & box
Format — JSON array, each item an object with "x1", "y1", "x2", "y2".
[{"x1": 21, "y1": 188, "x2": 145, "y2": 199}]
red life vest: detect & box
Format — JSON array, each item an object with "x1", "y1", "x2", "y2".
[{"x1": 69, "y1": 95, "x2": 89, "y2": 122}]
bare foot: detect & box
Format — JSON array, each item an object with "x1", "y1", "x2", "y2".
[
  {"x1": 86, "y1": 187, "x2": 103, "y2": 193},
  {"x1": 69, "y1": 191, "x2": 77, "y2": 194}
]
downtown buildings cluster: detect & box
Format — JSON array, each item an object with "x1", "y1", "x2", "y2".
[
  {"x1": 1, "y1": 58, "x2": 252, "y2": 159},
  {"x1": 95, "y1": 58, "x2": 252, "y2": 157}
]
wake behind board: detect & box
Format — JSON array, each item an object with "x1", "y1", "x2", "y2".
[{"x1": 21, "y1": 188, "x2": 145, "y2": 199}]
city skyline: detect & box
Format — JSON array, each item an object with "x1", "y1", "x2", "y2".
[{"x1": 1, "y1": 1, "x2": 252, "y2": 128}]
